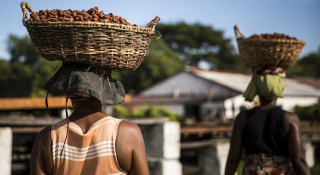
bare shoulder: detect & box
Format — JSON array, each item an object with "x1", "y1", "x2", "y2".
[
  {"x1": 119, "y1": 120, "x2": 140, "y2": 130},
  {"x1": 234, "y1": 110, "x2": 247, "y2": 127},
  {"x1": 118, "y1": 120, "x2": 143, "y2": 138},
  {"x1": 237, "y1": 110, "x2": 246, "y2": 120},
  {"x1": 284, "y1": 111, "x2": 300, "y2": 124},
  {"x1": 38, "y1": 125, "x2": 51, "y2": 135},
  {"x1": 35, "y1": 125, "x2": 51, "y2": 145},
  {"x1": 283, "y1": 111, "x2": 301, "y2": 131}
]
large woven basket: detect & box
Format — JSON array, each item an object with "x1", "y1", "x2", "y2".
[
  {"x1": 21, "y1": 2, "x2": 160, "y2": 72},
  {"x1": 234, "y1": 25, "x2": 306, "y2": 70}
]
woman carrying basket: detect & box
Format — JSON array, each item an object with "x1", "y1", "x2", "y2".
[
  {"x1": 225, "y1": 66, "x2": 310, "y2": 175},
  {"x1": 30, "y1": 63, "x2": 149, "y2": 175},
  {"x1": 21, "y1": 2, "x2": 161, "y2": 174}
]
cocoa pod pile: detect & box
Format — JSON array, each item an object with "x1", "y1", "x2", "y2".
[
  {"x1": 249, "y1": 33, "x2": 297, "y2": 40},
  {"x1": 28, "y1": 7, "x2": 137, "y2": 26}
]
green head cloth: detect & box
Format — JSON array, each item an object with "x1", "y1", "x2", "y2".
[{"x1": 243, "y1": 67, "x2": 286, "y2": 102}]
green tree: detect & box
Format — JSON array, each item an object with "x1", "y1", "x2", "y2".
[
  {"x1": 8, "y1": 34, "x2": 40, "y2": 66},
  {"x1": 0, "y1": 61, "x2": 34, "y2": 97},
  {"x1": 113, "y1": 39, "x2": 185, "y2": 93},
  {"x1": 113, "y1": 105, "x2": 180, "y2": 121},
  {"x1": 156, "y1": 22, "x2": 246, "y2": 71},
  {"x1": 287, "y1": 47, "x2": 320, "y2": 78},
  {"x1": 294, "y1": 98, "x2": 320, "y2": 126},
  {"x1": 31, "y1": 59, "x2": 61, "y2": 97},
  {"x1": 0, "y1": 35, "x2": 60, "y2": 97},
  {"x1": 0, "y1": 59, "x2": 59, "y2": 97}
]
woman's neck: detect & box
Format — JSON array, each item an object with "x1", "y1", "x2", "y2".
[
  {"x1": 259, "y1": 98, "x2": 277, "y2": 110},
  {"x1": 69, "y1": 100, "x2": 105, "y2": 133},
  {"x1": 70, "y1": 97, "x2": 103, "y2": 120}
]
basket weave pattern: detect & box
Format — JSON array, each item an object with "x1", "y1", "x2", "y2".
[
  {"x1": 22, "y1": 2, "x2": 160, "y2": 72},
  {"x1": 234, "y1": 26, "x2": 305, "y2": 70}
]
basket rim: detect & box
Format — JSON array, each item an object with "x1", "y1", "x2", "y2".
[
  {"x1": 24, "y1": 20, "x2": 156, "y2": 34},
  {"x1": 236, "y1": 37, "x2": 306, "y2": 45}
]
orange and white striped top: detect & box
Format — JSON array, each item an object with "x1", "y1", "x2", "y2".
[{"x1": 51, "y1": 116, "x2": 127, "y2": 175}]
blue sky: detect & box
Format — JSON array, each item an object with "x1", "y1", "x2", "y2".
[{"x1": 1, "y1": 0, "x2": 319, "y2": 60}]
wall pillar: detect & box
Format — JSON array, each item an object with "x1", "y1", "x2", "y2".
[
  {"x1": 141, "y1": 121, "x2": 182, "y2": 175},
  {"x1": 304, "y1": 140, "x2": 315, "y2": 167},
  {"x1": 198, "y1": 140, "x2": 230, "y2": 175},
  {"x1": 216, "y1": 141, "x2": 230, "y2": 175},
  {"x1": 0, "y1": 127, "x2": 12, "y2": 175}
]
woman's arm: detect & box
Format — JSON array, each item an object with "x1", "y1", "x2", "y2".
[
  {"x1": 116, "y1": 120, "x2": 149, "y2": 175},
  {"x1": 284, "y1": 112, "x2": 311, "y2": 175},
  {"x1": 30, "y1": 126, "x2": 53, "y2": 175},
  {"x1": 225, "y1": 111, "x2": 245, "y2": 175}
]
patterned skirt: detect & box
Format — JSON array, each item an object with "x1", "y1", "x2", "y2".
[{"x1": 243, "y1": 154, "x2": 294, "y2": 175}]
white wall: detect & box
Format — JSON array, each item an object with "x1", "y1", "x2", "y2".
[
  {"x1": 224, "y1": 95, "x2": 254, "y2": 119},
  {"x1": 277, "y1": 96, "x2": 319, "y2": 112},
  {"x1": 224, "y1": 95, "x2": 319, "y2": 119}
]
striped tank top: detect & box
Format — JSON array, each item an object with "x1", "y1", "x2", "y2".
[{"x1": 51, "y1": 116, "x2": 127, "y2": 175}]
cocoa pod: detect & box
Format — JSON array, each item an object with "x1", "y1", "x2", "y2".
[{"x1": 28, "y1": 7, "x2": 135, "y2": 26}]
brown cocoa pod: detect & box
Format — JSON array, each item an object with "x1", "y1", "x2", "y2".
[
  {"x1": 72, "y1": 12, "x2": 77, "y2": 18},
  {"x1": 102, "y1": 19, "x2": 110, "y2": 23},
  {"x1": 87, "y1": 8, "x2": 94, "y2": 14},
  {"x1": 94, "y1": 7, "x2": 99, "y2": 13},
  {"x1": 30, "y1": 13, "x2": 36, "y2": 19},
  {"x1": 28, "y1": 7, "x2": 135, "y2": 25},
  {"x1": 93, "y1": 14, "x2": 99, "y2": 19},
  {"x1": 34, "y1": 16, "x2": 40, "y2": 21},
  {"x1": 67, "y1": 17, "x2": 74, "y2": 22},
  {"x1": 51, "y1": 18, "x2": 58, "y2": 22}
]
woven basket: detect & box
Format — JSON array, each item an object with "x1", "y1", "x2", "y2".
[
  {"x1": 21, "y1": 2, "x2": 160, "y2": 72},
  {"x1": 234, "y1": 25, "x2": 305, "y2": 70}
]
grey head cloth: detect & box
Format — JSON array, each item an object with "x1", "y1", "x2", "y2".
[{"x1": 46, "y1": 62, "x2": 125, "y2": 105}]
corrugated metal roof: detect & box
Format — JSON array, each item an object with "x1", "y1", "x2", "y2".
[
  {"x1": 140, "y1": 67, "x2": 320, "y2": 98},
  {"x1": 140, "y1": 71, "x2": 239, "y2": 97},
  {"x1": 191, "y1": 68, "x2": 320, "y2": 97},
  {"x1": 192, "y1": 69, "x2": 249, "y2": 93}
]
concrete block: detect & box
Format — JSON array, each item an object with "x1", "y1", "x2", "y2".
[
  {"x1": 162, "y1": 159, "x2": 182, "y2": 175},
  {"x1": 163, "y1": 122, "x2": 180, "y2": 159},
  {"x1": 143, "y1": 121, "x2": 180, "y2": 159},
  {"x1": 304, "y1": 141, "x2": 315, "y2": 167},
  {"x1": 216, "y1": 141, "x2": 230, "y2": 175},
  {"x1": 0, "y1": 127, "x2": 12, "y2": 175},
  {"x1": 148, "y1": 158, "x2": 182, "y2": 175},
  {"x1": 198, "y1": 140, "x2": 230, "y2": 175}
]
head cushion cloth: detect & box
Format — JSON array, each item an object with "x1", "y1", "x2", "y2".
[
  {"x1": 46, "y1": 62, "x2": 125, "y2": 105},
  {"x1": 243, "y1": 66, "x2": 286, "y2": 102}
]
